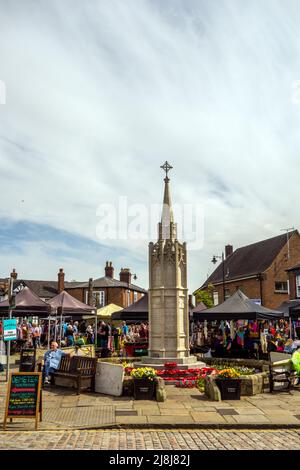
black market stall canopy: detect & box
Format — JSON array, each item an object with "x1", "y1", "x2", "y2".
[
  {"x1": 47, "y1": 290, "x2": 96, "y2": 317},
  {"x1": 277, "y1": 300, "x2": 300, "y2": 319},
  {"x1": 112, "y1": 294, "x2": 148, "y2": 323},
  {"x1": 193, "y1": 290, "x2": 283, "y2": 321},
  {"x1": 0, "y1": 286, "x2": 50, "y2": 317}
]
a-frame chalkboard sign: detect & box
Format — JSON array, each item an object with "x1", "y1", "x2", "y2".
[{"x1": 3, "y1": 372, "x2": 42, "y2": 430}]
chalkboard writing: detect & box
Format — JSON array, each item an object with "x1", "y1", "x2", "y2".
[
  {"x1": 3, "y1": 372, "x2": 42, "y2": 430},
  {"x1": 8, "y1": 374, "x2": 39, "y2": 415}
]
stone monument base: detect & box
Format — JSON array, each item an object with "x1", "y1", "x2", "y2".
[{"x1": 136, "y1": 355, "x2": 206, "y2": 370}]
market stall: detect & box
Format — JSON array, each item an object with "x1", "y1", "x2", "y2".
[
  {"x1": 47, "y1": 290, "x2": 96, "y2": 347},
  {"x1": 192, "y1": 290, "x2": 285, "y2": 359},
  {"x1": 111, "y1": 294, "x2": 148, "y2": 324}
]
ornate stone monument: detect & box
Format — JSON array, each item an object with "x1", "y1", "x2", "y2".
[{"x1": 140, "y1": 162, "x2": 205, "y2": 369}]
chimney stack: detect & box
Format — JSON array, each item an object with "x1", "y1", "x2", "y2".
[
  {"x1": 58, "y1": 268, "x2": 65, "y2": 293},
  {"x1": 10, "y1": 268, "x2": 18, "y2": 280},
  {"x1": 120, "y1": 268, "x2": 132, "y2": 285},
  {"x1": 225, "y1": 245, "x2": 233, "y2": 259},
  {"x1": 88, "y1": 277, "x2": 94, "y2": 306},
  {"x1": 105, "y1": 261, "x2": 114, "y2": 279}
]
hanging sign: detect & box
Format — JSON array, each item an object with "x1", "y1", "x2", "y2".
[{"x1": 3, "y1": 319, "x2": 17, "y2": 341}]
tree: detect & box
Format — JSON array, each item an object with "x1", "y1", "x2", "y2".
[{"x1": 194, "y1": 283, "x2": 215, "y2": 308}]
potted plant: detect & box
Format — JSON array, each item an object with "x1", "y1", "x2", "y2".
[
  {"x1": 215, "y1": 368, "x2": 241, "y2": 400},
  {"x1": 130, "y1": 367, "x2": 157, "y2": 400}
]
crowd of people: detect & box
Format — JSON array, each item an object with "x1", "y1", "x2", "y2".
[
  {"x1": 190, "y1": 319, "x2": 299, "y2": 359},
  {"x1": 2, "y1": 318, "x2": 149, "y2": 357}
]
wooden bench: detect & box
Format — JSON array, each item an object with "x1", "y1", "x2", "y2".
[{"x1": 52, "y1": 355, "x2": 98, "y2": 395}]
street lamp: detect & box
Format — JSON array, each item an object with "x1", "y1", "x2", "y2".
[{"x1": 211, "y1": 252, "x2": 226, "y2": 303}]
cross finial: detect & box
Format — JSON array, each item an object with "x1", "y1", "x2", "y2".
[{"x1": 160, "y1": 161, "x2": 173, "y2": 180}]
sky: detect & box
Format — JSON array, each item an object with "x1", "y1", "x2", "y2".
[{"x1": 1, "y1": 0, "x2": 300, "y2": 294}]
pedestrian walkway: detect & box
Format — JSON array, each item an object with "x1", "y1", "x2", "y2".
[
  {"x1": 1, "y1": 428, "x2": 300, "y2": 450},
  {"x1": 1, "y1": 373, "x2": 300, "y2": 430}
]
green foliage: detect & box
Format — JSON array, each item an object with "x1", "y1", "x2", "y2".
[
  {"x1": 197, "y1": 376, "x2": 205, "y2": 392},
  {"x1": 194, "y1": 287, "x2": 214, "y2": 308},
  {"x1": 130, "y1": 367, "x2": 157, "y2": 380},
  {"x1": 211, "y1": 365, "x2": 256, "y2": 375},
  {"x1": 217, "y1": 368, "x2": 241, "y2": 379}
]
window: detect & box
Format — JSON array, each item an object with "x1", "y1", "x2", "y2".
[
  {"x1": 274, "y1": 281, "x2": 288, "y2": 293},
  {"x1": 134, "y1": 291, "x2": 138, "y2": 303},
  {"x1": 85, "y1": 290, "x2": 105, "y2": 307},
  {"x1": 224, "y1": 289, "x2": 231, "y2": 300},
  {"x1": 213, "y1": 291, "x2": 219, "y2": 306}
]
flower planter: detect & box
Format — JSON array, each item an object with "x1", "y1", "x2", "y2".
[
  {"x1": 133, "y1": 378, "x2": 155, "y2": 400},
  {"x1": 215, "y1": 379, "x2": 241, "y2": 400}
]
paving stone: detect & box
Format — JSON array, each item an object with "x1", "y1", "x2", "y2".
[
  {"x1": 263, "y1": 409, "x2": 295, "y2": 415},
  {"x1": 232, "y1": 415, "x2": 271, "y2": 424},
  {"x1": 189, "y1": 406, "x2": 217, "y2": 412},
  {"x1": 116, "y1": 416, "x2": 148, "y2": 424},
  {"x1": 115, "y1": 410, "x2": 138, "y2": 416},
  {"x1": 133, "y1": 404, "x2": 160, "y2": 410},
  {"x1": 160, "y1": 409, "x2": 192, "y2": 415},
  {"x1": 147, "y1": 415, "x2": 195, "y2": 424},
  {"x1": 236, "y1": 408, "x2": 265, "y2": 415},
  {"x1": 140, "y1": 409, "x2": 162, "y2": 416},
  {"x1": 157, "y1": 404, "x2": 186, "y2": 410},
  {"x1": 268, "y1": 416, "x2": 300, "y2": 425},
  {"x1": 217, "y1": 409, "x2": 239, "y2": 416},
  {"x1": 223, "y1": 416, "x2": 238, "y2": 424},
  {"x1": 191, "y1": 412, "x2": 226, "y2": 424},
  {"x1": 114, "y1": 404, "x2": 134, "y2": 410}
]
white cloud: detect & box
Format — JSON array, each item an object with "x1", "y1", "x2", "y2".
[{"x1": 1, "y1": 0, "x2": 300, "y2": 292}]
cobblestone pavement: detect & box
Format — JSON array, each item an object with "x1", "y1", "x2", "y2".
[{"x1": 0, "y1": 428, "x2": 300, "y2": 450}]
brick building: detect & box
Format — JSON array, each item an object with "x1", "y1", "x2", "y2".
[
  {"x1": 0, "y1": 262, "x2": 147, "y2": 308},
  {"x1": 286, "y1": 263, "x2": 300, "y2": 300},
  {"x1": 194, "y1": 230, "x2": 300, "y2": 309},
  {"x1": 65, "y1": 262, "x2": 146, "y2": 308}
]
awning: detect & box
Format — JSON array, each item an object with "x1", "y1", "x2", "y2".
[
  {"x1": 97, "y1": 303, "x2": 123, "y2": 318},
  {"x1": 0, "y1": 286, "x2": 50, "y2": 317},
  {"x1": 47, "y1": 290, "x2": 96, "y2": 316},
  {"x1": 193, "y1": 290, "x2": 283, "y2": 321},
  {"x1": 112, "y1": 294, "x2": 148, "y2": 323}
]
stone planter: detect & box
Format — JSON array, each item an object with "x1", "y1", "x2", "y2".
[
  {"x1": 215, "y1": 378, "x2": 241, "y2": 400},
  {"x1": 123, "y1": 376, "x2": 167, "y2": 401},
  {"x1": 133, "y1": 378, "x2": 155, "y2": 400},
  {"x1": 204, "y1": 372, "x2": 269, "y2": 400}
]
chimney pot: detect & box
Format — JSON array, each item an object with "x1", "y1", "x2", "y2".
[
  {"x1": 58, "y1": 268, "x2": 65, "y2": 293},
  {"x1": 105, "y1": 261, "x2": 114, "y2": 278},
  {"x1": 88, "y1": 277, "x2": 94, "y2": 306},
  {"x1": 225, "y1": 245, "x2": 233, "y2": 259},
  {"x1": 10, "y1": 269, "x2": 18, "y2": 280},
  {"x1": 120, "y1": 268, "x2": 132, "y2": 285}
]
